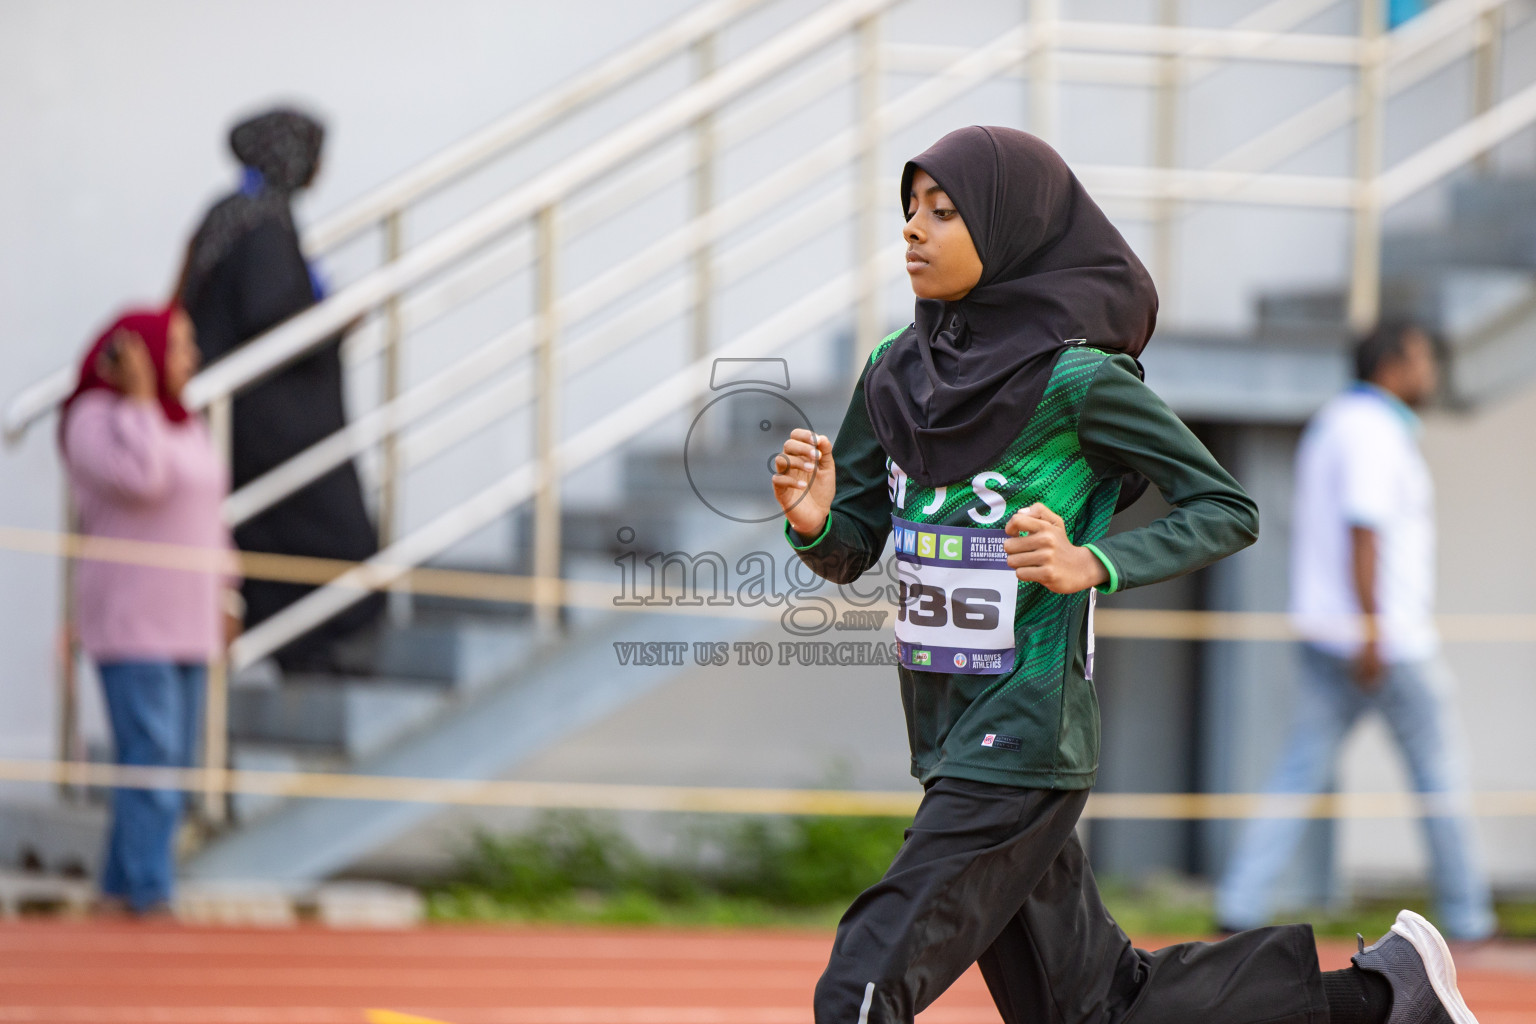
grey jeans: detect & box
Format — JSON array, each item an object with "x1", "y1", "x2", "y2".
[{"x1": 1216, "y1": 644, "x2": 1495, "y2": 941}]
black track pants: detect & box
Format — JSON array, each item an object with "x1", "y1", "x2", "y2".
[{"x1": 813, "y1": 779, "x2": 1327, "y2": 1024}]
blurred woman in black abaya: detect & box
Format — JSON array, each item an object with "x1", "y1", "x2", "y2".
[{"x1": 179, "y1": 107, "x2": 382, "y2": 673}]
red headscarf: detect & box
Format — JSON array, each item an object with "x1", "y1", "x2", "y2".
[{"x1": 60, "y1": 307, "x2": 191, "y2": 446}]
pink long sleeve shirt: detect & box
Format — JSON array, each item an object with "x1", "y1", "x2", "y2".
[{"x1": 63, "y1": 391, "x2": 232, "y2": 663}]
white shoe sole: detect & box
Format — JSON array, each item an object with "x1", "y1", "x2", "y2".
[{"x1": 1390, "y1": 909, "x2": 1479, "y2": 1024}]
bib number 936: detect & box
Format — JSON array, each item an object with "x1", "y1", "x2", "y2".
[{"x1": 897, "y1": 583, "x2": 1002, "y2": 630}]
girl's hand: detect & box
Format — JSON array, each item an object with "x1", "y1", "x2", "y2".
[
  {"x1": 223, "y1": 611, "x2": 244, "y2": 649},
  {"x1": 221, "y1": 588, "x2": 245, "y2": 650},
  {"x1": 1003, "y1": 503, "x2": 1108, "y2": 594},
  {"x1": 772, "y1": 428, "x2": 834, "y2": 538},
  {"x1": 96, "y1": 330, "x2": 157, "y2": 403}
]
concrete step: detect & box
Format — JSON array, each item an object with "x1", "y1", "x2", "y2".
[
  {"x1": 227, "y1": 744, "x2": 347, "y2": 824},
  {"x1": 369, "y1": 620, "x2": 537, "y2": 689},
  {"x1": 0, "y1": 870, "x2": 93, "y2": 918},
  {"x1": 1381, "y1": 225, "x2": 1536, "y2": 274},
  {"x1": 228, "y1": 679, "x2": 449, "y2": 758},
  {"x1": 0, "y1": 802, "x2": 106, "y2": 880},
  {"x1": 1253, "y1": 288, "x2": 1347, "y2": 332},
  {"x1": 623, "y1": 448, "x2": 798, "y2": 524},
  {"x1": 714, "y1": 385, "x2": 849, "y2": 444},
  {"x1": 1447, "y1": 176, "x2": 1536, "y2": 227},
  {"x1": 172, "y1": 879, "x2": 424, "y2": 928},
  {"x1": 267, "y1": 608, "x2": 537, "y2": 689},
  {"x1": 1144, "y1": 331, "x2": 1348, "y2": 424},
  {"x1": 1254, "y1": 268, "x2": 1535, "y2": 338}
]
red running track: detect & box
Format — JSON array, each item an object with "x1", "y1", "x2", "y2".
[{"x1": 1, "y1": 921, "x2": 1532, "y2": 1024}]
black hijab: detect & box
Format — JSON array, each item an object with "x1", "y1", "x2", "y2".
[
  {"x1": 863, "y1": 126, "x2": 1158, "y2": 489},
  {"x1": 180, "y1": 108, "x2": 325, "y2": 305}
]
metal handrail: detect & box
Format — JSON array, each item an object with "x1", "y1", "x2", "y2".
[
  {"x1": 222, "y1": 18, "x2": 997, "y2": 526},
  {"x1": 193, "y1": 0, "x2": 1511, "y2": 406},
  {"x1": 224, "y1": 181, "x2": 856, "y2": 526},
  {"x1": 1378, "y1": 77, "x2": 1536, "y2": 206},
  {"x1": 178, "y1": 0, "x2": 895, "y2": 412},
  {"x1": 300, "y1": 0, "x2": 770, "y2": 254},
  {"x1": 229, "y1": 16, "x2": 1047, "y2": 663},
  {"x1": 222, "y1": 0, "x2": 1527, "y2": 531},
  {"x1": 226, "y1": 11, "x2": 1055, "y2": 528},
  {"x1": 227, "y1": 1, "x2": 1535, "y2": 666},
  {"x1": 0, "y1": 0, "x2": 770, "y2": 443},
  {"x1": 333, "y1": 47, "x2": 861, "y2": 371},
  {"x1": 230, "y1": 239, "x2": 909, "y2": 668},
  {"x1": 884, "y1": 0, "x2": 1506, "y2": 94},
  {"x1": 4, "y1": 0, "x2": 1511, "y2": 443},
  {"x1": 222, "y1": 1, "x2": 1516, "y2": 528}
]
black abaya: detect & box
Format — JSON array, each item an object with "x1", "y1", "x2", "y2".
[{"x1": 183, "y1": 162, "x2": 382, "y2": 672}]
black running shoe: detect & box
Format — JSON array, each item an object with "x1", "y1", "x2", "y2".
[{"x1": 1352, "y1": 909, "x2": 1479, "y2": 1024}]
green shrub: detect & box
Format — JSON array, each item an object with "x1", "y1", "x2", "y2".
[
  {"x1": 715, "y1": 815, "x2": 908, "y2": 906},
  {"x1": 428, "y1": 809, "x2": 908, "y2": 921}
]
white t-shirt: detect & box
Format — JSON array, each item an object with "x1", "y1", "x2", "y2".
[{"x1": 1289, "y1": 385, "x2": 1437, "y2": 662}]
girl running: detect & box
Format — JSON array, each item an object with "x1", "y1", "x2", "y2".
[{"x1": 773, "y1": 126, "x2": 1477, "y2": 1024}]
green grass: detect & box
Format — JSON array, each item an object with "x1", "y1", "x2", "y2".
[
  {"x1": 424, "y1": 810, "x2": 907, "y2": 927},
  {"x1": 426, "y1": 888, "x2": 851, "y2": 928},
  {"x1": 1086, "y1": 876, "x2": 1536, "y2": 941},
  {"x1": 424, "y1": 811, "x2": 1536, "y2": 937}
]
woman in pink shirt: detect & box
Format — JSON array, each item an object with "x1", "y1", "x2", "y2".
[{"x1": 60, "y1": 306, "x2": 235, "y2": 915}]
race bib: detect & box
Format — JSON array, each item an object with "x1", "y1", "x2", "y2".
[{"x1": 891, "y1": 515, "x2": 1018, "y2": 674}]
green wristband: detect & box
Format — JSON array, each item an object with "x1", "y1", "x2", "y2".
[
  {"x1": 785, "y1": 515, "x2": 833, "y2": 551},
  {"x1": 1083, "y1": 543, "x2": 1120, "y2": 594}
]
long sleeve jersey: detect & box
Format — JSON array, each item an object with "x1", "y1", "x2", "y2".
[{"x1": 784, "y1": 338, "x2": 1259, "y2": 789}]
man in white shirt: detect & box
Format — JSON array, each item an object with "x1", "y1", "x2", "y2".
[{"x1": 1216, "y1": 322, "x2": 1495, "y2": 942}]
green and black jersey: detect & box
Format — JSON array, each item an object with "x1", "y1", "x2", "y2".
[{"x1": 785, "y1": 333, "x2": 1258, "y2": 789}]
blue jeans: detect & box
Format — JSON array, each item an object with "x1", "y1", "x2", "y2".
[
  {"x1": 98, "y1": 661, "x2": 206, "y2": 913},
  {"x1": 1216, "y1": 644, "x2": 1495, "y2": 941}
]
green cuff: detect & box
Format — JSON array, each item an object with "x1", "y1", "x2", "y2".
[
  {"x1": 785, "y1": 514, "x2": 833, "y2": 552},
  {"x1": 1083, "y1": 543, "x2": 1120, "y2": 594}
]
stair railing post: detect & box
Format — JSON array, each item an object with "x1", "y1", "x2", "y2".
[
  {"x1": 855, "y1": 11, "x2": 883, "y2": 372},
  {"x1": 692, "y1": 31, "x2": 717, "y2": 424},
  {"x1": 1348, "y1": 0, "x2": 1386, "y2": 333},
  {"x1": 379, "y1": 209, "x2": 404, "y2": 547},
  {"x1": 203, "y1": 394, "x2": 233, "y2": 825},
  {"x1": 1029, "y1": 0, "x2": 1060, "y2": 146},
  {"x1": 1151, "y1": 0, "x2": 1182, "y2": 318},
  {"x1": 533, "y1": 204, "x2": 563, "y2": 634},
  {"x1": 1472, "y1": 2, "x2": 1504, "y2": 175},
  {"x1": 55, "y1": 486, "x2": 80, "y2": 803},
  {"x1": 379, "y1": 209, "x2": 412, "y2": 626}
]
